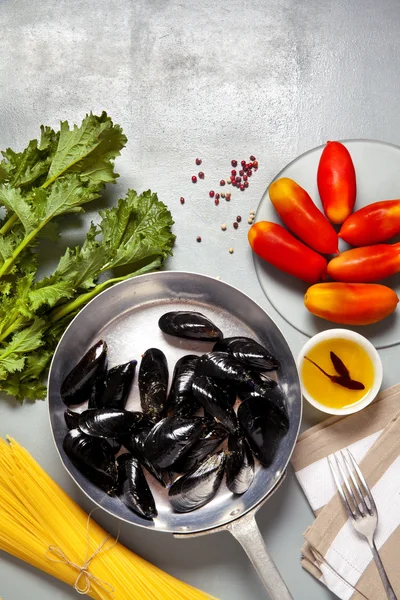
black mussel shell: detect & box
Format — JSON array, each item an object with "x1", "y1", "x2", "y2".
[
  {"x1": 238, "y1": 397, "x2": 288, "y2": 467},
  {"x1": 139, "y1": 348, "x2": 168, "y2": 422},
  {"x1": 78, "y1": 409, "x2": 145, "y2": 439},
  {"x1": 107, "y1": 439, "x2": 122, "y2": 454},
  {"x1": 158, "y1": 311, "x2": 223, "y2": 341},
  {"x1": 97, "y1": 360, "x2": 137, "y2": 410},
  {"x1": 236, "y1": 368, "x2": 278, "y2": 397},
  {"x1": 122, "y1": 415, "x2": 154, "y2": 454},
  {"x1": 64, "y1": 409, "x2": 80, "y2": 430},
  {"x1": 144, "y1": 416, "x2": 206, "y2": 469},
  {"x1": 192, "y1": 375, "x2": 239, "y2": 433},
  {"x1": 212, "y1": 378, "x2": 237, "y2": 406},
  {"x1": 122, "y1": 417, "x2": 169, "y2": 486},
  {"x1": 226, "y1": 435, "x2": 255, "y2": 495},
  {"x1": 165, "y1": 355, "x2": 200, "y2": 417},
  {"x1": 174, "y1": 422, "x2": 228, "y2": 472},
  {"x1": 63, "y1": 429, "x2": 117, "y2": 493},
  {"x1": 117, "y1": 454, "x2": 157, "y2": 519},
  {"x1": 61, "y1": 340, "x2": 108, "y2": 407},
  {"x1": 194, "y1": 352, "x2": 259, "y2": 388},
  {"x1": 169, "y1": 451, "x2": 226, "y2": 512},
  {"x1": 88, "y1": 371, "x2": 107, "y2": 409},
  {"x1": 237, "y1": 387, "x2": 289, "y2": 432},
  {"x1": 65, "y1": 410, "x2": 121, "y2": 453},
  {"x1": 213, "y1": 337, "x2": 280, "y2": 371}
]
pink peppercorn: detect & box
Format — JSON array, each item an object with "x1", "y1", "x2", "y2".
[
  {"x1": 192, "y1": 175, "x2": 197, "y2": 183},
  {"x1": 198, "y1": 171, "x2": 204, "y2": 179},
  {"x1": 250, "y1": 155, "x2": 256, "y2": 161},
  {"x1": 244, "y1": 181, "x2": 249, "y2": 188},
  {"x1": 220, "y1": 179, "x2": 226, "y2": 186},
  {"x1": 209, "y1": 190, "x2": 215, "y2": 198},
  {"x1": 196, "y1": 158, "x2": 202, "y2": 165},
  {"x1": 231, "y1": 159, "x2": 238, "y2": 167},
  {"x1": 240, "y1": 184, "x2": 244, "y2": 191},
  {"x1": 180, "y1": 197, "x2": 185, "y2": 204},
  {"x1": 241, "y1": 160, "x2": 246, "y2": 167},
  {"x1": 231, "y1": 170, "x2": 237, "y2": 177}
]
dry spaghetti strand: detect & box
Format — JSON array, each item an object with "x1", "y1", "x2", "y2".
[{"x1": 0, "y1": 437, "x2": 218, "y2": 600}]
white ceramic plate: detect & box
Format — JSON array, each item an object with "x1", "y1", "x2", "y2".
[{"x1": 254, "y1": 139, "x2": 400, "y2": 349}]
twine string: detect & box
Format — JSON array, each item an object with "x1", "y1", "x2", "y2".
[{"x1": 46, "y1": 509, "x2": 120, "y2": 596}]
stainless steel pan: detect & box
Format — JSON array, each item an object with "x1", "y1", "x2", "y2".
[{"x1": 48, "y1": 271, "x2": 302, "y2": 599}]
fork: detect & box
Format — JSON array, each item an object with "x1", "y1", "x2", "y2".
[{"x1": 328, "y1": 449, "x2": 398, "y2": 600}]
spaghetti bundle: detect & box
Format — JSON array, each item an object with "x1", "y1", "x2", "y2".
[{"x1": 0, "y1": 437, "x2": 217, "y2": 600}]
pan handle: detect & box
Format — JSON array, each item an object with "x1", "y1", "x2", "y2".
[{"x1": 226, "y1": 510, "x2": 293, "y2": 600}]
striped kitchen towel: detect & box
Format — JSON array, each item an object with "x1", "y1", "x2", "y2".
[{"x1": 291, "y1": 384, "x2": 400, "y2": 599}]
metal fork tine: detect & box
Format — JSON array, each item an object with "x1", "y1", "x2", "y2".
[
  {"x1": 328, "y1": 455, "x2": 356, "y2": 519},
  {"x1": 341, "y1": 450, "x2": 368, "y2": 516},
  {"x1": 347, "y1": 449, "x2": 377, "y2": 515},
  {"x1": 334, "y1": 452, "x2": 362, "y2": 518}
]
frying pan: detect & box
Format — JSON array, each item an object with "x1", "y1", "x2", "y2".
[{"x1": 48, "y1": 271, "x2": 302, "y2": 599}]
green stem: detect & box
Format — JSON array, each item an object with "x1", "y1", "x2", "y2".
[
  {"x1": 0, "y1": 221, "x2": 47, "y2": 280},
  {"x1": 0, "y1": 214, "x2": 18, "y2": 236},
  {"x1": 49, "y1": 276, "x2": 126, "y2": 323},
  {"x1": 49, "y1": 258, "x2": 163, "y2": 323},
  {"x1": 0, "y1": 316, "x2": 24, "y2": 343}
]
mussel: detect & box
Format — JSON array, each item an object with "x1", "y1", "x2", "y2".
[
  {"x1": 78, "y1": 409, "x2": 145, "y2": 439},
  {"x1": 117, "y1": 454, "x2": 157, "y2": 520},
  {"x1": 64, "y1": 410, "x2": 121, "y2": 453},
  {"x1": 158, "y1": 311, "x2": 223, "y2": 341},
  {"x1": 165, "y1": 355, "x2": 200, "y2": 417},
  {"x1": 61, "y1": 340, "x2": 108, "y2": 406},
  {"x1": 195, "y1": 352, "x2": 277, "y2": 394},
  {"x1": 64, "y1": 409, "x2": 80, "y2": 430},
  {"x1": 211, "y1": 379, "x2": 237, "y2": 406},
  {"x1": 238, "y1": 387, "x2": 289, "y2": 432},
  {"x1": 225, "y1": 435, "x2": 255, "y2": 495},
  {"x1": 122, "y1": 415, "x2": 154, "y2": 454},
  {"x1": 237, "y1": 396, "x2": 287, "y2": 467},
  {"x1": 144, "y1": 416, "x2": 206, "y2": 469},
  {"x1": 213, "y1": 337, "x2": 280, "y2": 371},
  {"x1": 139, "y1": 348, "x2": 168, "y2": 422},
  {"x1": 91, "y1": 360, "x2": 137, "y2": 410},
  {"x1": 192, "y1": 375, "x2": 239, "y2": 433},
  {"x1": 169, "y1": 451, "x2": 226, "y2": 512},
  {"x1": 107, "y1": 439, "x2": 122, "y2": 455},
  {"x1": 88, "y1": 372, "x2": 107, "y2": 409},
  {"x1": 174, "y1": 422, "x2": 228, "y2": 472},
  {"x1": 63, "y1": 428, "x2": 117, "y2": 493},
  {"x1": 122, "y1": 416, "x2": 169, "y2": 486}
]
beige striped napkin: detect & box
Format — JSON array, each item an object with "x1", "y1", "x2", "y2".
[{"x1": 291, "y1": 384, "x2": 400, "y2": 600}]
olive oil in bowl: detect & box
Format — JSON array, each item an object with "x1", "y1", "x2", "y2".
[{"x1": 298, "y1": 330, "x2": 382, "y2": 415}]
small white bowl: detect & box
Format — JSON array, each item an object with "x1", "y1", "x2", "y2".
[{"x1": 297, "y1": 329, "x2": 383, "y2": 416}]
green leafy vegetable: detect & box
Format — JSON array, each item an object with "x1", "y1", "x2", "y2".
[{"x1": 0, "y1": 113, "x2": 175, "y2": 403}]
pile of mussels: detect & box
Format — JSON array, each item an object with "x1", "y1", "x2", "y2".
[{"x1": 60, "y1": 311, "x2": 289, "y2": 520}]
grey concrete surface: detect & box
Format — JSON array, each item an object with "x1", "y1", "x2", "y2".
[{"x1": 0, "y1": 0, "x2": 399, "y2": 598}]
